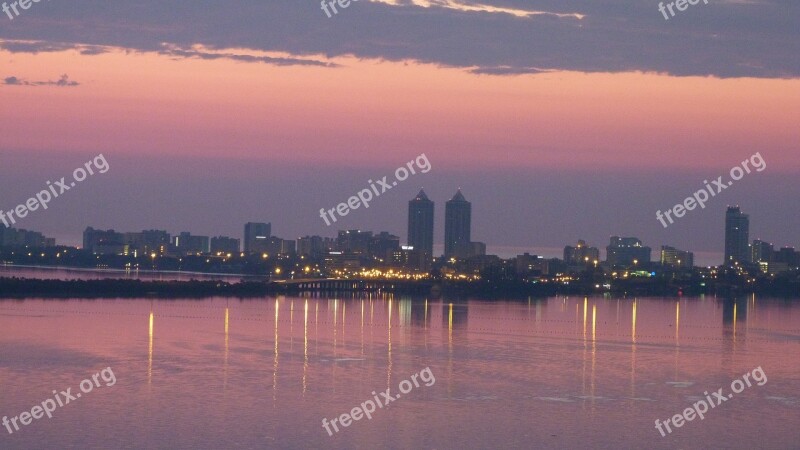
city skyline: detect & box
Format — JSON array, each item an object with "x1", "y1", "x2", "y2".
[
  {"x1": 3, "y1": 150, "x2": 797, "y2": 268},
  {"x1": 4, "y1": 198, "x2": 794, "y2": 268}
]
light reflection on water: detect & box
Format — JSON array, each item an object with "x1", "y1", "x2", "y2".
[{"x1": 0, "y1": 294, "x2": 799, "y2": 449}]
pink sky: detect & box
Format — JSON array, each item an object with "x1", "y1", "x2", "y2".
[{"x1": 2, "y1": 46, "x2": 799, "y2": 172}]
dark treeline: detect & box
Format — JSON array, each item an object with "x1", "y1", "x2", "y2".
[
  {"x1": 0, "y1": 278, "x2": 274, "y2": 298},
  {"x1": 2, "y1": 276, "x2": 797, "y2": 300}
]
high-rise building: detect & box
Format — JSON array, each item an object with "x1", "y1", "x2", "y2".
[
  {"x1": 297, "y1": 235, "x2": 323, "y2": 257},
  {"x1": 173, "y1": 232, "x2": 210, "y2": 255},
  {"x1": 280, "y1": 239, "x2": 296, "y2": 255},
  {"x1": 124, "y1": 230, "x2": 171, "y2": 256},
  {"x1": 606, "y1": 236, "x2": 651, "y2": 266},
  {"x1": 323, "y1": 252, "x2": 362, "y2": 272},
  {"x1": 407, "y1": 189, "x2": 434, "y2": 255},
  {"x1": 774, "y1": 247, "x2": 799, "y2": 267},
  {"x1": 297, "y1": 235, "x2": 337, "y2": 257},
  {"x1": 563, "y1": 239, "x2": 600, "y2": 265},
  {"x1": 469, "y1": 242, "x2": 486, "y2": 257},
  {"x1": 210, "y1": 236, "x2": 240, "y2": 254},
  {"x1": 516, "y1": 253, "x2": 549, "y2": 276},
  {"x1": 83, "y1": 227, "x2": 125, "y2": 254},
  {"x1": 660, "y1": 246, "x2": 694, "y2": 269},
  {"x1": 388, "y1": 247, "x2": 432, "y2": 272},
  {"x1": 265, "y1": 236, "x2": 285, "y2": 256},
  {"x1": 444, "y1": 189, "x2": 471, "y2": 259},
  {"x1": 244, "y1": 222, "x2": 271, "y2": 254},
  {"x1": 751, "y1": 239, "x2": 774, "y2": 263},
  {"x1": 724, "y1": 206, "x2": 749, "y2": 265},
  {"x1": 337, "y1": 230, "x2": 372, "y2": 254},
  {"x1": 369, "y1": 232, "x2": 401, "y2": 260}
]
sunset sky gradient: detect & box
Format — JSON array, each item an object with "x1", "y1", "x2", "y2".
[{"x1": 1, "y1": 0, "x2": 798, "y2": 264}]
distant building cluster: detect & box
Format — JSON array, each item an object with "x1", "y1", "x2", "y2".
[
  {"x1": 0, "y1": 227, "x2": 54, "y2": 248},
  {"x1": 724, "y1": 206, "x2": 799, "y2": 274},
  {"x1": 79, "y1": 227, "x2": 247, "y2": 257},
  {"x1": 76, "y1": 223, "x2": 424, "y2": 273},
  {"x1": 1, "y1": 198, "x2": 797, "y2": 279}
]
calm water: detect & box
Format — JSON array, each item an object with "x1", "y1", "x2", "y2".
[{"x1": 0, "y1": 294, "x2": 799, "y2": 449}]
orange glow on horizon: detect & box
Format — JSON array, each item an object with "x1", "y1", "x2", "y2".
[{"x1": 1, "y1": 45, "x2": 798, "y2": 172}]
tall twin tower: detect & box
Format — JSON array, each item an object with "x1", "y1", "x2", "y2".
[{"x1": 408, "y1": 189, "x2": 472, "y2": 258}]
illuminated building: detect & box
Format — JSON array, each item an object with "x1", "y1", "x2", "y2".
[
  {"x1": 244, "y1": 222, "x2": 271, "y2": 254},
  {"x1": 408, "y1": 189, "x2": 434, "y2": 255},
  {"x1": 750, "y1": 239, "x2": 773, "y2": 263},
  {"x1": 444, "y1": 189, "x2": 471, "y2": 259},
  {"x1": 724, "y1": 206, "x2": 749, "y2": 265},
  {"x1": 563, "y1": 239, "x2": 600, "y2": 265},
  {"x1": 606, "y1": 236, "x2": 651, "y2": 266},
  {"x1": 173, "y1": 232, "x2": 210, "y2": 255},
  {"x1": 660, "y1": 246, "x2": 693, "y2": 269}
]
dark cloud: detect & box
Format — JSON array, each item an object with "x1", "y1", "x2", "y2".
[
  {"x1": 0, "y1": 40, "x2": 109, "y2": 55},
  {"x1": 469, "y1": 66, "x2": 551, "y2": 75},
  {"x1": 158, "y1": 44, "x2": 338, "y2": 67},
  {"x1": 3, "y1": 74, "x2": 79, "y2": 86},
  {"x1": 0, "y1": 39, "x2": 336, "y2": 67},
  {"x1": 0, "y1": 0, "x2": 797, "y2": 78}
]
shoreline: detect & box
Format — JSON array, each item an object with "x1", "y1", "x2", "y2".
[
  {"x1": 1, "y1": 276, "x2": 797, "y2": 300},
  {"x1": 0, "y1": 263, "x2": 264, "y2": 280}
]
